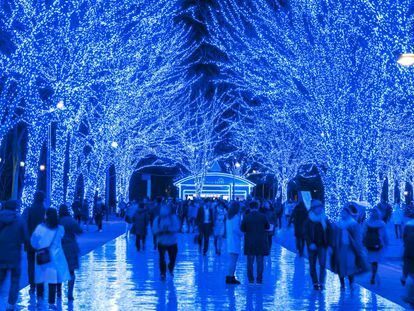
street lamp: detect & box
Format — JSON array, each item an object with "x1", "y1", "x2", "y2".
[
  {"x1": 19, "y1": 161, "x2": 25, "y2": 167},
  {"x1": 40, "y1": 164, "x2": 46, "y2": 171},
  {"x1": 397, "y1": 53, "x2": 414, "y2": 67}
]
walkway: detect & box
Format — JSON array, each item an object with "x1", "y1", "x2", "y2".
[{"x1": 14, "y1": 233, "x2": 405, "y2": 311}]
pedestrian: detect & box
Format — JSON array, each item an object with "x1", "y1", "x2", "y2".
[
  {"x1": 241, "y1": 201, "x2": 270, "y2": 284},
  {"x1": 149, "y1": 198, "x2": 161, "y2": 250},
  {"x1": 363, "y1": 208, "x2": 389, "y2": 285},
  {"x1": 71, "y1": 198, "x2": 82, "y2": 224},
  {"x1": 93, "y1": 197, "x2": 105, "y2": 232},
  {"x1": 225, "y1": 202, "x2": 242, "y2": 285},
  {"x1": 188, "y1": 201, "x2": 198, "y2": 233},
  {"x1": 58, "y1": 204, "x2": 82, "y2": 302},
  {"x1": 262, "y1": 201, "x2": 276, "y2": 251},
  {"x1": 402, "y1": 211, "x2": 414, "y2": 306},
  {"x1": 125, "y1": 200, "x2": 138, "y2": 238},
  {"x1": 330, "y1": 206, "x2": 368, "y2": 290},
  {"x1": 284, "y1": 198, "x2": 295, "y2": 227},
  {"x1": 392, "y1": 202, "x2": 404, "y2": 239},
  {"x1": 196, "y1": 200, "x2": 214, "y2": 255},
  {"x1": 30, "y1": 208, "x2": 70, "y2": 309},
  {"x1": 81, "y1": 199, "x2": 90, "y2": 231},
  {"x1": 0, "y1": 200, "x2": 27, "y2": 311},
  {"x1": 274, "y1": 198, "x2": 284, "y2": 229},
  {"x1": 132, "y1": 202, "x2": 149, "y2": 251},
  {"x1": 213, "y1": 202, "x2": 227, "y2": 255},
  {"x1": 152, "y1": 204, "x2": 179, "y2": 281},
  {"x1": 23, "y1": 191, "x2": 46, "y2": 295},
  {"x1": 118, "y1": 197, "x2": 127, "y2": 218},
  {"x1": 304, "y1": 200, "x2": 331, "y2": 290},
  {"x1": 289, "y1": 198, "x2": 308, "y2": 257}
]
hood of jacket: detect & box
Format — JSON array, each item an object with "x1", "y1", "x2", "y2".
[{"x1": 0, "y1": 210, "x2": 18, "y2": 226}]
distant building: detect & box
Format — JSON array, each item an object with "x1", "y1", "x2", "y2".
[{"x1": 174, "y1": 162, "x2": 255, "y2": 200}]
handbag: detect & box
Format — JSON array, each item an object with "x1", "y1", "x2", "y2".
[{"x1": 36, "y1": 229, "x2": 58, "y2": 266}]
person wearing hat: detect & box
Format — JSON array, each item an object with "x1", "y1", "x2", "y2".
[
  {"x1": 58, "y1": 204, "x2": 83, "y2": 301},
  {"x1": 330, "y1": 205, "x2": 366, "y2": 290},
  {"x1": 0, "y1": 200, "x2": 27, "y2": 311},
  {"x1": 304, "y1": 200, "x2": 331, "y2": 290}
]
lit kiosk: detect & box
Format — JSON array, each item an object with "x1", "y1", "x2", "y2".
[{"x1": 174, "y1": 162, "x2": 255, "y2": 200}]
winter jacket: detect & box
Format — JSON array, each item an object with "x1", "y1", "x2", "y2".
[
  {"x1": 226, "y1": 214, "x2": 243, "y2": 254},
  {"x1": 132, "y1": 208, "x2": 149, "y2": 236},
  {"x1": 362, "y1": 219, "x2": 389, "y2": 251},
  {"x1": 241, "y1": 210, "x2": 270, "y2": 256},
  {"x1": 0, "y1": 210, "x2": 27, "y2": 268},
  {"x1": 214, "y1": 208, "x2": 226, "y2": 236},
  {"x1": 30, "y1": 224, "x2": 70, "y2": 284},
  {"x1": 59, "y1": 216, "x2": 82, "y2": 271},
  {"x1": 304, "y1": 212, "x2": 331, "y2": 248},
  {"x1": 152, "y1": 215, "x2": 180, "y2": 246},
  {"x1": 25, "y1": 202, "x2": 46, "y2": 237},
  {"x1": 290, "y1": 202, "x2": 308, "y2": 238}
]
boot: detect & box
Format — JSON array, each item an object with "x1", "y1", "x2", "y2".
[
  {"x1": 225, "y1": 276, "x2": 232, "y2": 284},
  {"x1": 230, "y1": 276, "x2": 241, "y2": 285}
]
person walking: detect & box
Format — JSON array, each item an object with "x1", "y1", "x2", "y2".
[
  {"x1": 213, "y1": 202, "x2": 227, "y2": 255},
  {"x1": 289, "y1": 199, "x2": 308, "y2": 257},
  {"x1": 152, "y1": 204, "x2": 180, "y2": 281},
  {"x1": 392, "y1": 202, "x2": 404, "y2": 239},
  {"x1": 402, "y1": 211, "x2": 414, "y2": 306},
  {"x1": 262, "y1": 201, "x2": 276, "y2": 251},
  {"x1": 81, "y1": 199, "x2": 90, "y2": 231},
  {"x1": 31, "y1": 208, "x2": 70, "y2": 309},
  {"x1": 188, "y1": 201, "x2": 198, "y2": 233},
  {"x1": 363, "y1": 208, "x2": 389, "y2": 285},
  {"x1": 196, "y1": 200, "x2": 214, "y2": 255},
  {"x1": 118, "y1": 197, "x2": 127, "y2": 218},
  {"x1": 93, "y1": 197, "x2": 105, "y2": 232},
  {"x1": 23, "y1": 191, "x2": 46, "y2": 295},
  {"x1": 274, "y1": 198, "x2": 284, "y2": 230},
  {"x1": 304, "y1": 200, "x2": 331, "y2": 290},
  {"x1": 241, "y1": 201, "x2": 270, "y2": 284},
  {"x1": 330, "y1": 206, "x2": 367, "y2": 290},
  {"x1": 58, "y1": 204, "x2": 82, "y2": 302},
  {"x1": 71, "y1": 198, "x2": 82, "y2": 225},
  {"x1": 125, "y1": 200, "x2": 138, "y2": 238},
  {"x1": 132, "y1": 203, "x2": 149, "y2": 251},
  {"x1": 0, "y1": 200, "x2": 27, "y2": 311},
  {"x1": 149, "y1": 198, "x2": 161, "y2": 250},
  {"x1": 225, "y1": 202, "x2": 242, "y2": 285}
]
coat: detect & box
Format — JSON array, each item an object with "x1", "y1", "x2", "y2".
[
  {"x1": 226, "y1": 214, "x2": 243, "y2": 254},
  {"x1": 403, "y1": 220, "x2": 414, "y2": 275},
  {"x1": 214, "y1": 208, "x2": 226, "y2": 236},
  {"x1": 152, "y1": 215, "x2": 180, "y2": 246},
  {"x1": 290, "y1": 202, "x2": 308, "y2": 238},
  {"x1": 132, "y1": 208, "x2": 149, "y2": 236},
  {"x1": 241, "y1": 210, "x2": 270, "y2": 256},
  {"x1": 363, "y1": 219, "x2": 388, "y2": 263},
  {"x1": 59, "y1": 216, "x2": 82, "y2": 271},
  {"x1": 196, "y1": 206, "x2": 214, "y2": 227},
  {"x1": 304, "y1": 212, "x2": 331, "y2": 248},
  {"x1": 330, "y1": 219, "x2": 366, "y2": 277},
  {"x1": 30, "y1": 224, "x2": 70, "y2": 284},
  {"x1": 0, "y1": 210, "x2": 27, "y2": 268},
  {"x1": 24, "y1": 202, "x2": 46, "y2": 237}
]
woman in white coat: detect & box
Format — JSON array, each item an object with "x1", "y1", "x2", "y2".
[
  {"x1": 225, "y1": 202, "x2": 243, "y2": 285},
  {"x1": 31, "y1": 208, "x2": 70, "y2": 308}
]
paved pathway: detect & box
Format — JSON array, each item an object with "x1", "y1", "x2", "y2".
[{"x1": 12, "y1": 232, "x2": 405, "y2": 311}]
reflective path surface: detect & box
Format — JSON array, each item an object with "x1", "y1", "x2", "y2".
[{"x1": 16, "y1": 234, "x2": 404, "y2": 311}]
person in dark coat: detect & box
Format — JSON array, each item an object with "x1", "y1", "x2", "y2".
[
  {"x1": 58, "y1": 204, "x2": 82, "y2": 301},
  {"x1": 241, "y1": 201, "x2": 270, "y2": 284},
  {"x1": 304, "y1": 200, "x2": 331, "y2": 290},
  {"x1": 402, "y1": 212, "x2": 414, "y2": 306},
  {"x1": 132, "y1": 203, "x2": 149, "y2": 251},
  {"x1": 0, "y1": 200, "x2": 27, "y2": 310},
  {"x1": 196, "y1": 201, "x2": 214, "y2": 255},
  {"x1": 289, "y1": 199, "x2": 308, "y2": 257},
  {"x1": 23, "y1": 191, "x2": 46, "y2": 294},
  {"x1": 71, "y1": 198, "x2": 82, "y2": 224},
  {"x1": 93, "y1": 197, "x2": 105, "y2": 232}
]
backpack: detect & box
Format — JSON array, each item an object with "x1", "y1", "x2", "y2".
[{"x1": 363, "y1": 226, "x2": 382, "y2": 251}]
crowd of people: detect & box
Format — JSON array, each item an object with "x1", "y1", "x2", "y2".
[
  {"x1": 0, "y1": 191, "x2": 413, "y2": 310},
  {"x1": 0, "y1": 191, "x2": 82, "y2": 310},
  {"x1": 121, "y1": 195, "x2": 414, "y2": 306}
]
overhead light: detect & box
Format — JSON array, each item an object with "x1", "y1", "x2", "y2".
[
  {"x1": 404, "y1": 190, "x2": 409, "y2": 196},
  {"x1": 19, "y1": 161, "x2": 25, "y2": 167},
  {"x1": 397, "y1": 53, "x2": 414, "y2": 67},
  {"x1": 40, "y1": 164, "x2": 46, "y2": 171}
]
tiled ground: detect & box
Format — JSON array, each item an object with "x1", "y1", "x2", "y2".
[{"x1": 12, "y1": 232, "x2": 404, "y2": 311}]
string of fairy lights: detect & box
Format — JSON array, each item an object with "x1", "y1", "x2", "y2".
[{"x1": 1, "y1": 0, "x2": 413, "y2": 217}]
